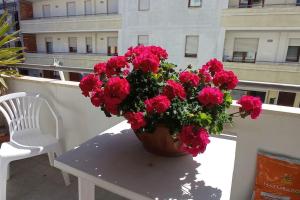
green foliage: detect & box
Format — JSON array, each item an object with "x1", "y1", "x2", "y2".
[{"x1": 0, "y1": 11, "x2": 24, "y2": 92}]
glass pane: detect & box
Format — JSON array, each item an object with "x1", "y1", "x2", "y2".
[
  {"x1": 86, "y1": 37, "x2": 93, "y2": 53},
  {"x1": 69, "y1": 37, "x2": 77, "y2": 52},
  {"x1": 286, "y1": 46, "x2": 299, "y2": 62}
]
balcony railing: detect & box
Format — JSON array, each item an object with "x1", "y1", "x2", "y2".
[
  {"x1": 223, "y1": 57, "x2": 300, "y2": 66},
  {"x1": 12, "y1": 63, "x2": 300, "y2": 93},
  {"x1": 229, "y1": 1, "x2": 300, "y2": 8},
  {"x1": 3, "y1": 70, "x2": 300, "y2": 200},
  {"x1": 21, "y1": 12, "x2": 119, "y2": 21}
]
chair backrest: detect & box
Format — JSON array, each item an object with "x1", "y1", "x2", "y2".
[{"x1": 0, "y1": 92, "x2": 44, "y2": 137}]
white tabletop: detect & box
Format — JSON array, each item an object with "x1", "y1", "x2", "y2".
[{"x1": 55, "y1": 121, "x2": 236, "y2": 200}]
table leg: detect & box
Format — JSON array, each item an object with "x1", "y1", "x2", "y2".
[{"x1": 78, "y1": 177, "x2": 95, "y2": 200}]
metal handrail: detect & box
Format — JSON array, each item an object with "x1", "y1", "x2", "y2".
[{"x1": 12, "y1": 63, "x2": 300, "y2": 93}]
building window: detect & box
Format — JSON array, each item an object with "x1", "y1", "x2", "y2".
[
  {"x1": 45, "y1": 37, "x2": 53, "y2": 53},
  {"x1": 277, "y1": 92, "x2": 296, "y2": 107},
  {"x1": 232, "y1": 90, "x2": 266, "y2": 103},
  {"x1": 107, "y1": 37, "x2": 118, "y2": 56},
  {"x1": 188, "y1": 0, "x2": 202, "y2": 7},
  {"x1": 286, "y1": 46, "x2": 300, "y2": 62},
  {"x1": 232, "y1": 38, "x2": 259, "y2": 63},
  {"x1": 67, "y1": 2, "x2": 76, "y2": 16},
  {"x1": 138, "y1": 0, "x2": 150, "y2": 11},
  {"x1": 138, "y1": 35, "x2": 149, "y2": 46},
  {"x1": 86, "y1": 37, "x2": 93, "y2": 53},
  {"x1": 42, "y1": 4, "x2": 51, "y2": 18},
  {"x1": 185, "y1": 35, "x2": 199, "y2": 58},
  {"x1": 68, "y1": 37, "x2": 77, "y2": 53},
  {"x1": 84, "y1": 0, "x2": 93, "y2": 15}
]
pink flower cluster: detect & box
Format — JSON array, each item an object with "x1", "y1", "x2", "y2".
[
  {"x1": 145, "y1": 95, "x2": 171, "y2": 114},
  {"x1": 237, "y1": 96, "x2": 262, "y2": 119},
  {"x1": 179, "y1": 126, "x2": 210, "y2": 157}
]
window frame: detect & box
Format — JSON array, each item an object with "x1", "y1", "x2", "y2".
[
  {"x1": 42, "y1": 4, "x2": 51, "y2": 18},
  {"x1": 185, "y1": 35, "x2": 199, "y2": 58},
  {"x1": 68, "y1": 37, "x2": 77, "y2": 53},
  {"x1": 138, "y1": 0, "x2": 150, "y2": 11},
  {"x1": 66, "y1": 1, "x2": 76, "y2": 16},
  {"x1": 286, "y1": 46, "x2": 300, "y2": 62},
  {"x1": 84, "y1": 0, "x2": 93, "y2": 15},
  {"x1": 188, "y1": 0, "x2": 202, "y2": 8},
  {"x1": 137, "y1": 35, "x2": 149, "y2": 46},
  {"x1": 107, "y1": 37, "x2": 118, "y2": 56},
  {"x1": 86, "y1": 37, "x2": 93, "y2": 53}
]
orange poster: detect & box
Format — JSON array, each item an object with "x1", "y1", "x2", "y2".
[{"x1": 253, "y1": 152, "x2": 300, "y2": 200}]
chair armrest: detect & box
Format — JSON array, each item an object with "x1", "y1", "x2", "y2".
[{"x1": 41, "y1": 98, "x2": 63, "y2": 140}]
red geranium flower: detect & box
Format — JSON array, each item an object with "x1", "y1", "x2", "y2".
[
  {"x1": 203, "y1": 58, "x2": 224, "y2": 75},
  {"x1": 163, "y1": 80, "x2": 186, "y2": 101},
  {"x1": 94, "y1": 62, "x2": 107, "y2": 75},
  {"x1": 104, "y1": 77, "x2": 130, "y2": 105},
  {"x1": 213, "y1": 70, "x2": 238, "y2": 90},
  {"x1": 106, "y1": 56, "x2": 129, "y2": 77},
  {"x1": 148, "y1": 46, "x2": 168, "y2": 60},
  {"x1": 145, "y1": 95, "x2": 171, "y2": 114},
  {"x1": 125, "y1": 112, "x2": 147, "y2": 131},
  {"x1": 179, "y1": 126, "x2": 210, "y2": 157},
  {"x1": 237, "y1": 96, "x2": 262, "y2": 119},
  {"x1": 132, "y1": 51, "x2": 160, "y2": 73},
  {"x1": 179, "y1": 71, "x2": 200, "y2": 87},
  {"x1": 198, "y1": 87, "x2": 224, "y2": 107},
  {"x1": 90, "y1": 88, "x2": 105, "y2": 107},
  {"x1": 198, "y1": 67, "x2": 212, "y2": 83},
  {"x1": 79, "y1": 74, "x2": 102, "y2": 97}
]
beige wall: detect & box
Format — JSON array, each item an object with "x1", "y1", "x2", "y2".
[
  {"x1": 222, "y1": 7, "x2": 300, "y2": 30},
  {"x1": 224, "y1": 62, "x2": 300, "y2": 85},
  {"x1": 20, "y1": 15, "x2": 122, "y2": 34}
]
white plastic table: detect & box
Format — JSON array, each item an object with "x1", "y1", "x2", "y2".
[{"x1": 54, "y1": 121, "x2": 236, "y2": 200}]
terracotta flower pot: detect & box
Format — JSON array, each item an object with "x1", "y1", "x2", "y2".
[{"x1": 134, "y1": 124, "x2": 187, "y2": 157}]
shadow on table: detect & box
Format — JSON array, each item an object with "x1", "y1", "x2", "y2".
[{"x1": 71, "y1": 128, "x2": 222, "y2": 200}]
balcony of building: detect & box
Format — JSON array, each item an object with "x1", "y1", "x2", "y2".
[
  {"x1": 1, "y1": 64, "x2": 299, "y2": 199},
  {"x1": 223, "y1": 0, "x2": 300, "y2": 30},
  {"x1": 19, "y1": 0, "x2": 121, "y2": 33}
]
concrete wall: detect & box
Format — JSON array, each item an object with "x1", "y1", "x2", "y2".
[
  {"x1": 225, "y1": 104, "x2": 300, "y2": 200},
  {"x1": 224, "y1": 30, "x2": 300, "y2": 63},
  {"x1": 5, "y1": 76, "x2": 123, "y2": 151},
  {"x1": 119, "y1": 0, "x2": 229, "y2": 69},
  {"x1": 32, "y1": 0, "x2": 119, "y2": 18},
  {"x1": 35, "y1": 32, "x2": 118, "y2": 54}
]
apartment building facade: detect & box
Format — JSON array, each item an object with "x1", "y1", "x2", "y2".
[
  {"x1": 222, "y1": 0, "x2": 300, "y2": 107},
  {"x1": 18, "y1": 0, "x2": 300, "y2": 107}
]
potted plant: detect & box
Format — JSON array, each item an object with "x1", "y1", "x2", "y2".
[{"x1": 80, "y1": 45, "x2": 262, "y2": 157}]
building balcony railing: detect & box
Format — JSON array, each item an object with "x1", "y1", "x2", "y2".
[
  {"x1": 20, "y1": 14, "x2": 122, "y2": 33},
  {"x1": 3, "y1": 66, "x2": 300, "y2": 199},
  {"x1": 229, "y1": 0, "x2": 300, "y2": 8},
  {"x1": 24, "y1": 52, "x2": 113, "y2": 69}
]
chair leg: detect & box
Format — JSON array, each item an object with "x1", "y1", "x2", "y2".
[
  {"x1": 55, "y1": 146, "x2": 71, "y2": 186},
  {"x1": 48, "y1": 152, "x2": 55, "y2": 166},
  {"x1": 6, "y1": 163, "x2": 10, "y2": 181},
  {"x1": 0, "y1": 161, "x2": 8, "y2": 200}
]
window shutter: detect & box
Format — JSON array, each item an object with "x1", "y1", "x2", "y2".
[
  {"x1": 185, "y1": 36, "x2": 199, "y2": 56},
  {"x1": 289, "y1": 38, "x2": 300, "y2": 46},
  {"x1": 69, "y1": 37, "x2": 77, "y2": 48},
  {"x1": 234, "y1": 38, "x2": 259, "y2": 53},
  {"x1": 84, "y1": 0, "x2": 93, "y2": 15},
  {"x1": 67, "y1": 2, "x2": 76, "y2": 16},
  {"x1": 43, "y1": 5, "x2": 51, "y2": 17}
]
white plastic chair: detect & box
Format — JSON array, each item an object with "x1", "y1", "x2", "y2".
[{"x1": 0, "y1": 92, "x2": 70, "y2": 200}]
